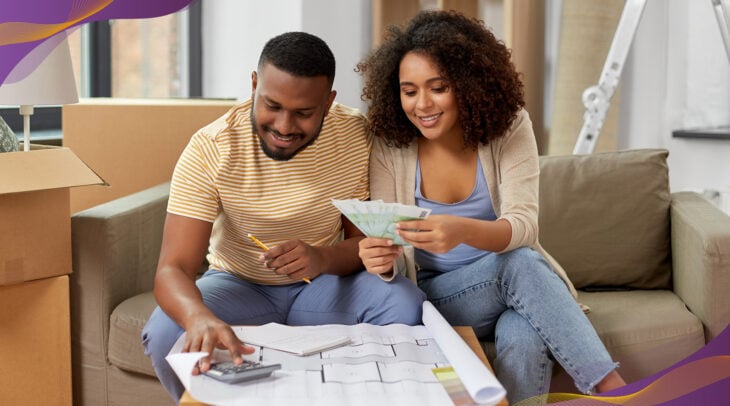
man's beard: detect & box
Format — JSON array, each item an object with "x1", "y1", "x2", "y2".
[{"x1": 250, "y1": 106, "x2": 325, "y2": 161}]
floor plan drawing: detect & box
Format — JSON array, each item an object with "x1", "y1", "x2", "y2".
[{"x1": 166, "y1": 302, "x2": 505, "y2": 406}]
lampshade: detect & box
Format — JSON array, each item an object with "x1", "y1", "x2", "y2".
[
  {"x1": 0, "y1": 32, "x2": 78, "y2": 105},
  {"x1": 0, "y1": 31, "x2": 79, "y2": 151}
]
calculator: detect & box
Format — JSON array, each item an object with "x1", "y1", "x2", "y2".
[{"x1": 204, "y1": 360, "x2": 281, "y2": 384}]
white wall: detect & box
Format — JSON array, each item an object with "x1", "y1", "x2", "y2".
[
  {"x1": 202, "y1": 0, "x2": 370, "y2": 111},
  {"x1": 203, "y1": 0, "x2": 730, "y2": 204},
  {"x1": 202, "y1": 0, "x2": 302, "y2": 101},
  {"x1": 301, "y1": 0, "x2": 371, "y2": 111},
  {"x1": 619, "y1": 0, "x2": 730, "y2": 194}
]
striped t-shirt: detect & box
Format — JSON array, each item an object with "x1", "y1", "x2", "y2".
[{"x1": 168, "y1": 99, "x2": 371, "y2": 284}]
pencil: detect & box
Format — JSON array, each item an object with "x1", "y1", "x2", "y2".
[
  {"x1": 247, "y1": 234, "x2": 311, "y2": 284},
  {"x1": 247, "y1": 233, "x2": 269, "y2": 251}
]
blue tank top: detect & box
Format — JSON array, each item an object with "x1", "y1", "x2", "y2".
[{"x1": 414, "y1": 158, "x2": 497, "y2": 275}]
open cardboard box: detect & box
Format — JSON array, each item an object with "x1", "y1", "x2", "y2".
[{"x1": 0, "y1": 145, "x2": 105, "y2": 286}]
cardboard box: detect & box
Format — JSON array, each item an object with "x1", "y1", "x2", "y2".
[
  {"x1": 0, "y1": 275, "x2": 72, "y2": 406},
  {"x1": 0, "y1": 147, "x2": 104, "y2": 286},
  {"x1": 63, "y1": 98, "x2": 237, "y2": 213}
]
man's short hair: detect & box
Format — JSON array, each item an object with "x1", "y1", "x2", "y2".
[{"x1": 258, "y1": 32, "x2": 336, "y2": 86}]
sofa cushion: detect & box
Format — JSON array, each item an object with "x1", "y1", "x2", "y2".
[
  {"x1": 108, "y1": 292, "x2": 158, "y2": 377},
  {"x1": 538, "y1": 149, "x2": 672, "y2": 289},
  {"x1": 577, "y1": 290, "x2": 705, "y2": 380},
  {"x1": 482, "y1": 289, "x2": 705, "y2": 388}
]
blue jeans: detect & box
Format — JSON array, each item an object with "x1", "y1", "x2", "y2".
[
  {"x1": 417, "y1": 247, "x2": 617, "y2": 405},
  {"x1": 142, "y1": 269, "x2": 425, "y2": 402}
]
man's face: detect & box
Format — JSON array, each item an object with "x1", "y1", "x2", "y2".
[{"x1": 250, "y1": 63, "x2": 336, "y2": 161}]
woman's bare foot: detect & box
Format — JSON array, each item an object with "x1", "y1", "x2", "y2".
[{"x1": 596, "y1": 370, "x2": 626, "y2": 393}]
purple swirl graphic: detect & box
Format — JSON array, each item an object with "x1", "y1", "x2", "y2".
[{"x1": 0, "y1": 0, "x2": 194, "y2": 86}]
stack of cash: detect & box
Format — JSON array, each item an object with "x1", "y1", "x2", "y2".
[{"x1": 331, "y1": 199, "x2": 431, "y2": 245}]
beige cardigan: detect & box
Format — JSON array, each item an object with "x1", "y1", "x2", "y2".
[{"x1": 369, "y1": 109, "x2": 578, "y2": 299}]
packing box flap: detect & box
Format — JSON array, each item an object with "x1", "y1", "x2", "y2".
[{"x1": 0, "y1": 147, "x2": 105, "y2": 195}]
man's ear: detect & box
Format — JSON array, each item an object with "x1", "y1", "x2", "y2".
[
  {"x1": 251, "y1": 71, "x2": 258, "y2": 97},
  {"x1": 324, "y1": 90, "x2": 337, "y2": 116}
]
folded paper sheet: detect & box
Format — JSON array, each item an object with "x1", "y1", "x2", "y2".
[{"x1": 240, "y1": 322, "x2": 351, "y2": 356}]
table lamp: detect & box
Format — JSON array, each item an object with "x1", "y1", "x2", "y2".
[{"x1": 0, "y1": 31, "x2": 78, "y2": 152}]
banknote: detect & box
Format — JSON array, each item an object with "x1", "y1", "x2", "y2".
[{"x1": 331, "y1": 199, "x2": 431, "y2": 245}]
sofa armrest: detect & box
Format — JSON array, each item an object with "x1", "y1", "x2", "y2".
[
  {"x1": 670, "y1": 191, "x2": 730, "y2": 341},
  {"x1": 70, "y1": 182, "x2": 169, "y2": 368}
]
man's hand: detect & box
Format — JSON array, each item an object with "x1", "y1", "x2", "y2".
[
  {"x1": 154, "y1": 213, "x2": 255, "y2": 374},
  {"x1": 358, "y1": 237, "x2": 402, "y2": 275},
  {"x1": 258, "y1": 239, "x2": 323, "y2": 282},
  {"x1": 183, "y1": 315, "x2": 255, "y2": 375}
]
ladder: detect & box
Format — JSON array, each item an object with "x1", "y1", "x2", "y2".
[
  {"x1": 573, "y1": 0, "x2": 730, "y2": 155},
  {"x1": 712, "y1": 0, "x2": 730, "y2": 61},
  {"x1": 572, "y1": 0, "x2": 647, "y2": 155}
]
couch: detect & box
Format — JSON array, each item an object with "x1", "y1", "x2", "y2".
[{"x1": 69, "y1": 149, "x2": 730, "y2": 405}]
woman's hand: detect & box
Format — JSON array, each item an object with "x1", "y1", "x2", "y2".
[
  {"x1": 358, "y1": 237, "x2": 403, "y2": 275},
  {"x1": 396, "y1": 214, "x2": 464, "y2": 253}
]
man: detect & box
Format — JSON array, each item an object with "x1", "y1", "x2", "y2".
[{"x1": 141, "y1": 32, "x2": 426, "y2": 401}]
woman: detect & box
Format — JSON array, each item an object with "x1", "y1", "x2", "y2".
[{"x1": 356, "y1": 10, "x2": 625, "y2": 405}]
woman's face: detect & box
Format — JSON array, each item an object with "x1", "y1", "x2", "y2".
[{"x1": 398, "y1": 51, "x2": 461, "y2": 142}]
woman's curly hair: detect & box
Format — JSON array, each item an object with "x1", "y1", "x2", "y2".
[{"x1": 357, "y1": 10, "x2": 525, "y2": 149}]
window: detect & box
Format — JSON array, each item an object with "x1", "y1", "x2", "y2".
[
  {"x1": 0, "y1": 1, "x2": 201, "y2": 143},
  {"x1": 111, "y1": 15, "x2": 185, "y2": 98}
]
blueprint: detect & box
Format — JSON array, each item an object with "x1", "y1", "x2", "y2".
[{"x1": 166, "y1": 302, "x2": 505, "y2": 406}]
